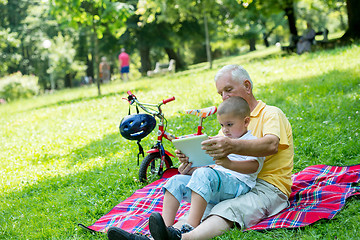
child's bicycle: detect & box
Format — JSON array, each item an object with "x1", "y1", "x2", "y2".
[{"x1": 119, "y1": 91, "x2": 217, "y2": 183}]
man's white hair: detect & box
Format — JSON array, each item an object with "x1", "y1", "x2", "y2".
[{"x1": 214, "y1": 64, "x2": 253, "y2": 89}]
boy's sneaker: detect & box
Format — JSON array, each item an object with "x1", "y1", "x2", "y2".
[
  {"x1": 149, "y1": 212, "x2": 182, "y2": 240},
  {"x1": 107, "y1": 226, "x2": 151, "y2": 240}
]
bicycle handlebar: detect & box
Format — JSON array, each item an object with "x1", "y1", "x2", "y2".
[
  {"x1": 124, "y1": 91, "x2": 136, "y2": 104},
  {"x1": 125, "y1": 91, "x2": 175, "y2": 116},
  {"x1": 162, "y1": 96, "x2": 175, "y2": 105}
]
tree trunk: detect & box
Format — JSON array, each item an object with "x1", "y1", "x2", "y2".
[
  {"x1": 92, "y1": 26, "x2": 101, "y2": 96},
  {"x1": 284, "y1": 0, "x2": 298, "y2": 37},
  {"x1": 164, "y1": 48, "x2": 186, "y2": 71},
  {"x1": 139, "y1": 45, "x2": 151, "y2": 76},
  {"x1": 338, "y1": 8, "x2": 347, "y2": 30},
  {"x1": 204, "y1": 14, "x2": 212, "y2": 69},
  {"x1": 263, "y1": 33, "x2": 270, "y2": 47},
  {"x1": 342, "y1": 0, "x2": 360, "y2": 39},
  {"x1": 86, "y1": 57, "x2": 93, "y2": 78},
  {"x1": 65, "y1": 73, "x2": 72, "y2": 88},
  {"x1": 79, "y1": 28, "x2": 92, "y2": 78},
  {"x1": 7, "y1": 0, "x2": 18, "y2": 28},
  {"x1": 249, "y1": 38, "x2": 256, "y2": 51}
]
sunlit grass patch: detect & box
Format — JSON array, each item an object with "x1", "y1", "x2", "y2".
[{"x1": 0, "y1": 44, "x2": 359, "y2": 239}]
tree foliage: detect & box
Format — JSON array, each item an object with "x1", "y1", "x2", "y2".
[
  {"x1": 0, "y1": 28, "x2": 20, "y2": 76},
  {"x1": 50, "y1": 0, "x2": 134, "y2": 95},
  {"x1": 136, "y1": 0, "x2": 229, "y2": 68},
  {"x1": 51, "y1": 0, "x2": 134, "y2": 39},
  {"x1": 0, "y1": 0, "x2": 358, "y2": 96}
]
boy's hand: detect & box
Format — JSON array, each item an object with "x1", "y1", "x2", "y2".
[
  {"x1": 176, "y1": 149, "x2": 194, "y2": 175},
  {"x1": 175, "y1": 149, "x2": 189, "y2": 163},
  {"x1": 178, "y1": 162, "x2": 196, "y2": 175}
]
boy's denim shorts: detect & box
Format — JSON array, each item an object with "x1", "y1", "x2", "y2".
[{"x1": 163, "y1": 167, "x2": 250, "y2": 205}]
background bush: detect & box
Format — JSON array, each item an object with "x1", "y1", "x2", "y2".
[{"x1": 0, "y1": 72, "x2": 40, "y2": 101}]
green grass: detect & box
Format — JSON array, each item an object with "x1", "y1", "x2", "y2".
[{"x1": 1, "y1": 44, "x2": 359, "y2": 239}]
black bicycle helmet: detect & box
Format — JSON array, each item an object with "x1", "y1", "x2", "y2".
[{"x1": 119, "y1": 114, "x2": 156, "y2": 140}]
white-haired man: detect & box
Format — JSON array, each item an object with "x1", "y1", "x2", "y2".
[{"x1": 108, "y1": 64, "x2": 294, "y2": 240}]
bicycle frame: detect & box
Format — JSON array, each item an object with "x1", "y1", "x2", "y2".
[
  {"x1": 125, "y1": 91, "x2": 177, "y2": 169},
  {"x1": 124, "y1": 91, "x2": 215, "y2": 181}
]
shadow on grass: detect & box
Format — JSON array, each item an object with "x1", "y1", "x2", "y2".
[
  {"x1": 0, "y1": 158, "x2": 141, "y2": 239},
  {"x1": 1, "y1": 65, "x2": 359, "y2": 239},
  {"x1": 257, "y1": 67, "x2": 360, "y2": 172},
  {"x1": 28, "y1": 86, "x2": 146, "y2": 112},
  {"x1": 30, "y1": 131, "x2": 153, "y2": 169},
  {"x1": 29, "y1": 67, "x2": 359, "y2": 171}
]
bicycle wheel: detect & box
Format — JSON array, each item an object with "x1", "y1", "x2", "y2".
[{"x1": 139, "y1": 152, "x2": 173, "y2": 183}]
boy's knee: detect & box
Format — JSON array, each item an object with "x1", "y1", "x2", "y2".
[
  {"x1": 192, "y1": 167, "x2": 217, "y2": 182},
  {"x1": 164, "y1": 175, "x2": 192, "y2": 203},
  {"x1": 165, "y1": 175, "x2": 183, "y2": 187},
  {"x1": 164, "y1": 174, "x2": 191, "y2": 192}
]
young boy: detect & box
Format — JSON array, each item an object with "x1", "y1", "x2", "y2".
[
  {"x1": 147, "y1": 96, "x2": 265, "y2": 239},
  {"x1": 107, "y1": 96, "x2": 264, "y2": 240}
]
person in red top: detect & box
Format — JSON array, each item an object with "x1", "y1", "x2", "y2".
[{"x1": 118, "y1": 48, "x2": 130, "y2": 81}]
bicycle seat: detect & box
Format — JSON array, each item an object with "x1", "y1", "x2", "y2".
[{"x1": 185, "y1": 106, "x2": 217, "y2": 118}]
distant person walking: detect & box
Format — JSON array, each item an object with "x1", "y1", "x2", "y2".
[
  {"x1": 118, "y1": 48, "x2": 130, "y2": 81},
  {"x1": 99, "y1": 56, "x2": 111, "y2": 83}
]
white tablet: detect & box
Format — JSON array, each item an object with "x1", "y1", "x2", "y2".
[{"x1": 172, "y1": 134, "x2": 214, "y2": 167}]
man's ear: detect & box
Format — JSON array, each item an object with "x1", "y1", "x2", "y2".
[
  {"x1": 244, "y1": 116, "x2": 250, "y2": 127},
  {"x1": 244, "y1": 80, "x2": 252, "y2": 94}
]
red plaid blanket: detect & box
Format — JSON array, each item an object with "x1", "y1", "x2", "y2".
[{"x1": 79, "y1": 165, "x2": 360, "y2": 234}]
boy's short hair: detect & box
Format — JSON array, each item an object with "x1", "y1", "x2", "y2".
[{"x1": 217, "y1": 96, "x2": 250, "y2": 119}]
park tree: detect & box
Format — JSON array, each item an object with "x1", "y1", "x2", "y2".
[
  {"x1": 342, "y1": 0, "x2": 360, "y2": 39},
  {"x1": 137, "y1": 0, "x2": 288, "y2": 62},
  {"x1": 260, "y1": 13, "x2": 287, "y2": 47},
  {"x1": 51, "y1": 0, "x2": 134, "y2": 95},
  {"x1": 222, "y1": 2, "x2": 285, "y2": 51},
  {"x1": 119, "y1": 14, "x2": 189, "y2": 75},
  {"x1": 225, "y1": 2, "x2": 262, "y2": 51},
  {"x1": 320, "y1": 0, "x2": 347, "y2": 30},
  {"x1": 137, "y1": 0, "x2": 227, "y2": 69},
  {"x1": 0, "y1": 28, "x2": 20, "y2": 77},
  {"x1": 1, "y1": 0, "x2": 32, "y2": 75},
  {"x1": 42, "y1": 33, "x2": 86, "y2": 89},
  {"x1": 322, "y1": 0, "x2": 360, "y2": 39},
  {"x1": 0, "y1": 0, "x2": 358, "y2": 87},
  {"x1": 0, "y1": 0, "x2": 66, "y2": 88},
  {"x1": 187, "y1": 0, "x2": 286, "y2": 52},
  {"x1": 21, "y1": 2, "x2": 61, "y2": 89},
  {"x1": 0, "y1": 0, "x2": 83, "y2": 89},
  {"x1": 254, "y1": 0, "x2": 299, "y2": 38}
]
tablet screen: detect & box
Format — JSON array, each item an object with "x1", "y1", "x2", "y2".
[{"x1": 172, "y1": 134, "x2": 214, "y2": 167}]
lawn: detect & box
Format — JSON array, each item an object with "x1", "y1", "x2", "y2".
[{"x1": 1, "y1": 44, "x2": 359, "y2": 240}]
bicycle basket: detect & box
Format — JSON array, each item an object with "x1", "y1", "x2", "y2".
[{"x1": 119, "y1": 113, "x2": 156, "y2": 141}]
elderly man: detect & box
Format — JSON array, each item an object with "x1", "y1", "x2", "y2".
[{"x1": 108, "y1": 64, "x2": 294, "y2": 240}]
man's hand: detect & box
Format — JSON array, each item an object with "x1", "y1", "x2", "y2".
[
  {"x1": 202, "y1": 134, "x2": 279, "y2": 158},
  {"x1": 201, "y1": 136, "x2": 233, "y2": 159}
]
